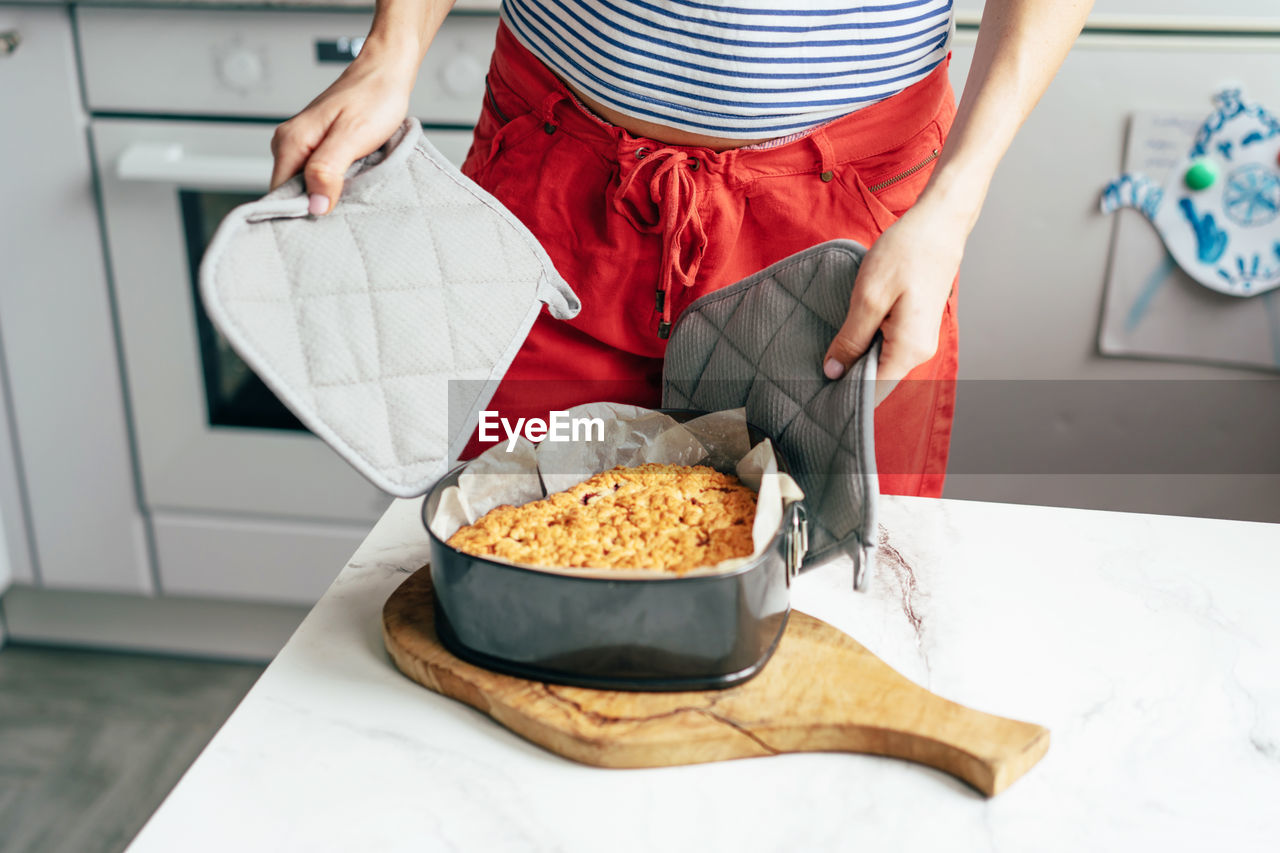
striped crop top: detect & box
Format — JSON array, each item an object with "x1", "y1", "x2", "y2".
[{"x1": 499, "y1": 0, "x2": 954, "y2": 140}]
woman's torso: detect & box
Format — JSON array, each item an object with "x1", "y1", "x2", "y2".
[{"x1": 499, "y1": 0, "x2": 955, "y2": 150}]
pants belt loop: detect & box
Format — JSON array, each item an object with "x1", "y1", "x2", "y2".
[{"x1": 813, "y1": 129, "x2": 837, "y2": 183}]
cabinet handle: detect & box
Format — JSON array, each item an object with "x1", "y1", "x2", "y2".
[{"x1": 0, "y1": 31, "x2": 20, "y2": 57}]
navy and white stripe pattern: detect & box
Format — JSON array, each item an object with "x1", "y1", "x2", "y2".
[{"x1": 500, "y1": 0, "x2": 954, "y2": 139}]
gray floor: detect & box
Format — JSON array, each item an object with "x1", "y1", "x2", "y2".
[{"x1": 0, "y1": 645, "x2": 264, "y2": 853}]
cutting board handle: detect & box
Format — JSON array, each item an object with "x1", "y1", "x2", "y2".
[{"x1": 671, "y1": 617, "x2": 1049, "y2": 796}]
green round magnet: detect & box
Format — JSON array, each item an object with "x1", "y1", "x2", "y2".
[{"x1": 1184, "y1": 158, "x2": 1218, "y2": 190}]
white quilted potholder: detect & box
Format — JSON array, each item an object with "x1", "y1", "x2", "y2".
[
  {"x1": 662, "y1": 240, "x2": 879, "y2": 589},
  {"x1": 200, "y1": 119, "x2": 580, "y2": 498}
]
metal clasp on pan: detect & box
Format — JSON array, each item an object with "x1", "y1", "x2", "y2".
[{"x1": 786, "y1": 504, "x2": 809, "y2": 578}]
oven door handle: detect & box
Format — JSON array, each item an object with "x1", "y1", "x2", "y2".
[{"x1": 116, "y1": 143, "x2": 273, "y2": 190}]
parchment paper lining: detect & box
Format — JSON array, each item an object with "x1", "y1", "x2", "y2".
[{"x1": 427, "y1": 404, "x2": 804, "y2": 579}]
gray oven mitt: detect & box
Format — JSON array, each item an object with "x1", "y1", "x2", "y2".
[
  {"x1": 200, "y1": 119, "x2": 580, "y2": 498},
  {"x1": 662, "y1": 240, "x2": 879, "y2": 589}
]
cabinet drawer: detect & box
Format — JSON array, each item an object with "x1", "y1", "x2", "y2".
[{"x1": 152, "y1": 512, "x2": 371, "y2": 606}]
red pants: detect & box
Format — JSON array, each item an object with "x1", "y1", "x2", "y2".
[{"x1": 460, "y1": 22, "x2": 959, "y2": 497}]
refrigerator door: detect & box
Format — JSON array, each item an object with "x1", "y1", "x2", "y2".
[
  {"x1": 954, "y1": 0, "x2": 1280, "y2": 30},
  {"x1": 945, "y1": 28, "x2": 1280, "y2": 521}
]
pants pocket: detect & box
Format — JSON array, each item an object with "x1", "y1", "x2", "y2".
[
  {"x1": 862, "y1": 119, "x2": 945, "y2": 220},
  {"x1": 461, "y1": 73, "x2": 541, "y2": 182}
]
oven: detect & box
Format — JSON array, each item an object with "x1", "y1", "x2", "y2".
[{"x1": 81, "y1": 6, "x2": 500, "y2": 603}]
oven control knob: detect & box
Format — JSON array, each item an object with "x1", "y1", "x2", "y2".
[
  {"x1": 218, "y1": 47, "x2": 264, "y2": 92},
  {"x1": 439, "y1": 53, "x2": 484, "y2": 99}
]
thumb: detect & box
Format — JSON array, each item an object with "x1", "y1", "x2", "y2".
[
  {"x1": 301, "y1": 119, "x2": 370, "y2": 216},
  {"x1": 822, "y1": 293, "x2": 885, "y2": 381}
]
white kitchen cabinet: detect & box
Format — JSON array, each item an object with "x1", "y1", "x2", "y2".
[
  {"x1": 944, "y1": 28, "x2": 1280, "y2": 520},
  {"x1": 0, "y1": 509, "x2": 12, "y2": 597},
  {"x1": 0, "y1": 531, "x2": 8, "y2": 590},
  {"x1": 0, "y1": 343, "x2": 33, "y2": 594},
  {"x1": 0, "y1": 4, "x2": 153, "y2": 594}
]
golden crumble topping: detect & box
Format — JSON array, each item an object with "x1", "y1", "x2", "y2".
[{"x1": 445, "y1": 464, "x2": 757, "y2": 573}]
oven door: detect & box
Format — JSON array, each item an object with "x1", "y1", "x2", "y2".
[{"x1": 94, "y1": 118, "x2": 476, "y2": 523}]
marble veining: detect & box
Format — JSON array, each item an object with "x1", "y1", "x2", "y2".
[
  {"x1": 875, "y1": 524, "x2": 933, "y2": 677},
  {"x1": 126, "y1": 496, "x2": 1280, "y2": 852}
]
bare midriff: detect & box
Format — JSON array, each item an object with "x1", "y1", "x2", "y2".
[{"x1": 566, "y1": 80, "x2": 776, "y2": 152}]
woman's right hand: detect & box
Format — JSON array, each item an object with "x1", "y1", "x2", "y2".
[{"x1": 269, "y1": 54, "x2": 418, "y2": 214}]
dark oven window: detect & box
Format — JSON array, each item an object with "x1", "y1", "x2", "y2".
[{"x1": 180, "y1": 190, "x2": 307, "y2": 432}]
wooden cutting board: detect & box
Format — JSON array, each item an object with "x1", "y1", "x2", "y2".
[{"x1": 383, "y1": 567, "x2": 1048, "y2": 796}]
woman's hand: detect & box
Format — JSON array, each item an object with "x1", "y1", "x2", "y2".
[
  {"x1": 269, "y1": 1, "x2": 453, "y2": 210},
  {"x1": 269, "y1": 51, "x2": 418, "y2": 213},
  {"x1": 822, "y1": 196, "x2": 967, "y2": 405}
]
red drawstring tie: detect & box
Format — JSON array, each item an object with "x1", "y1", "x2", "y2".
[{"x1": 612, "y1": 147, "x2": 707, "y2": 338}]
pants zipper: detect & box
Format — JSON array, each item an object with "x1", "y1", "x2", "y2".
[{"x1": 866, "y1": 148, "x2": 940, "y2": 193}]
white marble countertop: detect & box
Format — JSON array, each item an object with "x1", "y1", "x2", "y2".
[{"x1": 128, "y1": 495, "x2": 1279, "y2": 851}]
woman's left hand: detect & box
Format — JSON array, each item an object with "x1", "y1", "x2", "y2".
[{"x1": 821, "y1": 196, "x2": 967, "y2": 405}]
